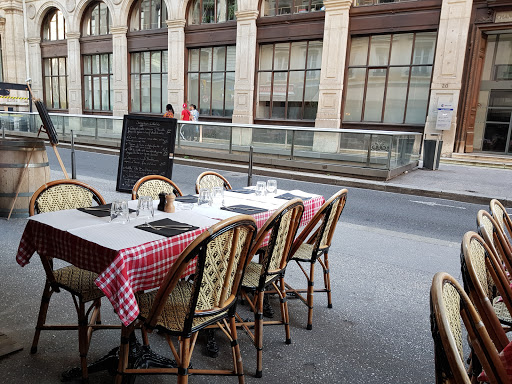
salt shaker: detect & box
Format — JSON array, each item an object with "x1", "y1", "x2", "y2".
[{"x1": 164, "y1": 192, "x2": 176, "y2": 213}]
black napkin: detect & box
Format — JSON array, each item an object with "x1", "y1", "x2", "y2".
[
  {"x1": 229, "y1": 189, "x2": 254, "y2": 195},
  {"x1": 274, "y1": 193, "x2": 311, "y2": 201},
  {"x1": 78, "y1": 204, "x2": 136, "y2": 218},
  {"x1": 175, "y1": 195, "x2": 198, "y2": 203},
  {"x1": 221, "y1": 205, "x2": 267, "y2": 215},
  {"x1": 135, "y1": 218, "x2": 199, "y2": 238}
]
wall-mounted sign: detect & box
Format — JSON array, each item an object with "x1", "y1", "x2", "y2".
[{"x1": 436, "y1": 102, "x2": 453, "y2": 131}]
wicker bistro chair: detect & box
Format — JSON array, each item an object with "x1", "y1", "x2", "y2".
[
  {"x1": 131, "y1": 175, "x2": 183, "y2": 200},
  {"x1": 477, "y1": 210, "x2": 512, "y2": 277},
  {"x1": 236, "y1": 199, "x2": 304, "y2": 378},
  {"x1": 195, "y1": 171, "x2": 232, "y2": 194},
  {"x1": 490, "y1": 199, "x2": 512, "y2": 249},
  {"x1": 461, "y1": 231, "x2": 512, "y2": 352},
  {"x1": 115, "y1": 215, "x2": 258, "y2": 384},
  {"x1": 430, "y1": 272, "x2": 510, "y2": 384},
  {"x1": 284, "y1": 189, "x2": 348, "y2": 330},
  {"x1": 29, "y1": 179, "x2": 117, "y2": 382}
]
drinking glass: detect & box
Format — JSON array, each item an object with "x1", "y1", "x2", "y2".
[
  {"x1": 110, "y1": 200, "x2": 130, "y2": 224},
  {"x1": 267, "y1": 179, "x2": 277, "y2": 195},
  {"x1": 211, "y1": 187, "x2": 224, "y2": 208},
  {"x1": 255, "y1": 181, "x2": 267, "y2": 196},
  {"x1": 198, "y1": 188, "x2": 212, "y2": 206},
  {"x1": 137, "y1": 196, "x2": 154, "y2": 222}
]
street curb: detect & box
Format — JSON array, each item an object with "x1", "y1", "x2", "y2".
[{"x1": 54, "y1": 142, "x2": 511, "y2": 206}]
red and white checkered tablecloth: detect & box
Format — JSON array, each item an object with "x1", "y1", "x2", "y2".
[{"x1": 16, "y1": 195, "x2": 325, "y2": 326}]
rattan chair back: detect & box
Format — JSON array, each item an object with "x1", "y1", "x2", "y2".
[
  {"x1": 131, "y1": 175, "x2": 183, "y2": 200},
  {"x1": 490, "y1": 199, "x2": 512, "y2": 248},
  {"x1": 29, "y1": 179, "x2": 106, "y2": 216},
  {"x1": 430, "y1": 272, "x2": 510, "y2": 384},
  {"x1": 195, "y1": 171, "x2": 232, "y2": 194},
  {"x1": 250, "y1": 199, "x2": 304, "y2": 289},
  {"x1": 290, "y1": 189, "x2": 347, "y2": 261},
  {"x1": 477, "y1": 210, "x2": 512, "y2": 273},
  {"x1": 145, "y1": 215, "x2": 257, "y2": 335},
  {"x1": 461, "y1": 231, "x2": 511, "y2": 351}
]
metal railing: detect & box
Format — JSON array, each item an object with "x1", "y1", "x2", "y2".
[{"x1": 0, "y1": 110, "x2": 422, "y2": 175}]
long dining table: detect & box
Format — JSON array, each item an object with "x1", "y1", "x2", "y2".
[{"x1": 16, "y1": 188, "x2": 325, "y2": 327}]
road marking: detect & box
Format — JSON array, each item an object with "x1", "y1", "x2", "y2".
[{"x1": 409, "y1": 200, "x2": 466, "y2": 210}]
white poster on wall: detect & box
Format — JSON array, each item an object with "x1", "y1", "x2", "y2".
[{"x1": 436, "y1": 102, "x2": 453, "y2": 131}]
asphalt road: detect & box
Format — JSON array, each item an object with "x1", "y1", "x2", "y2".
[{"x1": 48, "y1": 146, "x2": 487, "y2": 243}]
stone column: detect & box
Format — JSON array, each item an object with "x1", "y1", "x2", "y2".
[
  {"x1": 0, "y1": 2, "x2": 26, "y2": 84},
  {"x1": 66, "y1": 32, "x2": 83, "y2": 114},
  {"x1": 27, "y1": 37, "x2": 43, "y2": 100},
  {"x1": 314, "y1": 0, "x2": 351, "y2": 130},
  {"x1": 167, "y1": 19, "x2": 186, "y2": 117},
  {"x1": 111, "y1": 26, "x2": 129, "y2": 117},
  {"x1": 423, "y1": 0, "x2": 472, "y2": 156}
]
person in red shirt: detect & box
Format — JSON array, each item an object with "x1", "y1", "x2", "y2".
[{"x1": 181, "y1": 103, "x2": 191, "y2": 121}]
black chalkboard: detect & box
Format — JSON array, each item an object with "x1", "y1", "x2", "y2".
[
  {"x1": 34, "y1": 100, "x2": 59, "y2": 145},
  {"x1": 116, "y1": 115, "x2": 177, "y2": 193}
]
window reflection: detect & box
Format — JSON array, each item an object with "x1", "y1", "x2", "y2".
[
  {"x1": 83, "y1": 54, "x2": 113, "y2": 111},
  {"x1": 261, "y1": 0, "x2": 324, "y2": 16},
  {"x1": 188, "y1": 0, "x2": 236, "y2": 25},
  {"x1": 83, "y1": 2, "x2": 111, "y2": 36},
  {"x1": 43, "y1": 57, "x2": 68, "y2": 110},
  {"x1": 130, "y1": 51, "x2": 168, "y2": 114},
  {"x1": 129, "y1": 0, "x2": 168, "y2": 31},
  {"x1": 42, "y1": 9, "x2": 66, "y2": 41}
]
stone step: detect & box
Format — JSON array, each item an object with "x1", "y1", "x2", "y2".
[
  {"x1": 440, "y1": 157, "x2": 512, "y2": 169},
  {"x1": 450, "y1": 153, "x2": 512, "y2": 164}
]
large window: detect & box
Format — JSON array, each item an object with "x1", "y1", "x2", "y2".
[
  {"x1": 261, "y1": 0, "x2": 323, "y2": 16},
  {"x1": 129, "y1": 0, "x2": 168, "y2": 31},
  {"x1": 83, "y1": 2, "x2": 111, "y2": 36},
  {"x1": 131, "y1": 51, "x2": 168, "y2": 114},
  {"x1": 42, "y1": 9, "x2": 66, "y2": 41},
  {"x1": 344, "y1": 32, "x2": 436, "y2": 125},
  {"x1": 188, "y1": 0, "x2": 236, "y2": 24},
  {"x1": 83, "y1": 54, "x2": 113, "y2": 111},
  {"x1": 43, "y1": 58, "x2": 68, "y2": 109},
  {"x1": 187, "y1": 46, "x2": 235, "y2": 117},
  {"x1": 256, "y1": 41, "x2": 322, "y2": 120}
]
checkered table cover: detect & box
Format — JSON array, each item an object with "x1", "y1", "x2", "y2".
[{"x1": 16, "y1": 195, "x2": 325, "y2": 325}]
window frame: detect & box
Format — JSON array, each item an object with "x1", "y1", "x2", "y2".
[
  {"x1": 255, "y1": 40, "x2": 322, "y2": 122},
  {"x1": 82, "y1": 1, "x2": 112, "y2": 36},
  {"x1": 82, "y1": 53, "x2": 113, "y2": 112},
  {"x1": 42, "y1": 8, "x2": 66, "y2": 41},
  {"x1": 42, "y1": 57, "x2": 68, "y2": 110},
  {"x1": 261, "y1": 0, "x2": 324, "y2": 17},
  {"x1": 130, "y1": 0, "x2": 168, "y2": 31},
  {"x1": 343, "y1": 31, "x2": 436, "y2": 125},
  {"x1": 187, "y1": 0, "x2": 236, "y2": 25}
]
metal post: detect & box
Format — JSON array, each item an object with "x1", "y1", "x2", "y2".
[
  {"x1": 71, "y1": 130, "x2": 76, "y2": 179},
  {"x1": 229, "y1": 126, "x2": 233, "y2": 154},
  {"x1": 247, "y1": 145, "x2": 253, "y2": 187},
  {"x1": 2, "y1": 125, "x2": 4, "y2": 139},
  {"x1": 290, "y1": 130, "x2": 295, "y2": 160}
]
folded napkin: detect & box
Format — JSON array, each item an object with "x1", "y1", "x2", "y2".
[
  {"x1": 78, "y1": 204, "x2": 135, "y2": 218},
  {"x1": 221, "y1": 205, "x2": 267, "y2": 215},
  {"x1": 175, "y1": 195, "x2": 198, "y2": 203},
  {"x1": 135, "y1": 218, "x2": 199, "y2": 237},
  {"x1": 274, "y1": 193, "x2": 311, "y2": 201},
  {"x1": 229, "y1": 189, "x2": 254, "y2": 195}
]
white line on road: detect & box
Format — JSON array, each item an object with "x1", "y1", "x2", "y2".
[{"x1": 409, "y1": 200, "x2": 466, "y2": 210}]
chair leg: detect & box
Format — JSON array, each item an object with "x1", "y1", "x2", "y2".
[
  {"x1": 31, "y1": 280, "x2": 53, "y2": 354},
  {"x1": 78, "y1": 301, "x2": 89, "y2": 383},
  {"x1": 178, "y1": 337, "x2": 191, "y2": 384},
  {"x1": 279, "y1": 278, "x2": 291, "y2": 344},
  {"x1": 95, "y1": 299, "x2": 102, "y2": 325},
  {"x1": 307, "y1": 262, "x2": 315, "y2": 330},
  {"x1": 255, "y1": 290, "x2": 264, "y2": 378},
  {"x1": 229, "y1": 316, "x2": 245, "y2": 384},
  {"x1": 115, "y1": 327, "x2": 131, "y2": 384},
  {"x1": 323, "y1": 252, "x2": 332, "y2": 309}
]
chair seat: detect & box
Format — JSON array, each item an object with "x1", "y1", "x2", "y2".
[
  {"x1": 53, "y1": 266, "x2": 104, "y2": 302},
  {"x1": 291, "y1": 243, "x2": 316, "y2": 262},
  {"x1": 136, "y1": 281, "x2": 227, "y2": 333},
  {"x1": 242, "y1": 262, "x2": 276, "y2": 289},
  {"x1": 493, "y1": 296, "x2": 512, "y2": 325}
]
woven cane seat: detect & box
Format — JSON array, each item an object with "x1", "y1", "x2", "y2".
[
  {"x1": 241, "y1": 262, "x2": 276, "y2": 289},
  {"x1": 53, "y1": 266, "x2": 104, "y2": 303},
  {"x1": 136, "y1": 281, "x2": 228, "y2": 332},
  {"x1": 493, "y1": 297, "x2": 512, "y2": 325}
]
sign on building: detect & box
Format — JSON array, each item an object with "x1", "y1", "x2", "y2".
[{"x1": 436, "y1": 102, "x2": 453, "y2": 130}]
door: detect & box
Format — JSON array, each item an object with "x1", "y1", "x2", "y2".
[{"x1": 483, "y1": 90, "x2": 512, "y2": 154}]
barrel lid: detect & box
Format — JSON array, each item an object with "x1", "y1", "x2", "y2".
[{"x1": 0, "y1": 138, "x2": 46, "y2": 150}]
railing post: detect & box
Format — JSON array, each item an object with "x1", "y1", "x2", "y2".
[
  {"x1": 387, "y1": 136, "x2": 392, "y2": 170},
  {"x1": 177, "y1": 122, "x2": 181, "y2": 148},
  {"x1": 247, "y1": 145, "x2": 253, "y2": 187},
  {"x1": 229, "y1": 126, "x2": 233, "y2": 154},
  {"x1": 290, "y1": 130, "x2": 295, "y2": 160},
  {"x1": 71, "y1": 129, "x2": 77, "y2": 179},
  {"x1": 366, "y1": 133, "x2": 372, "y2": 166},
  {"x1": 95, "y1": 118, "x2": 99, "y2": 140}
]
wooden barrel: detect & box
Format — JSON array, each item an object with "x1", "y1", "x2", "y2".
[{"x1": 0, "y1": 139, "x2": 50, "y2": 218}]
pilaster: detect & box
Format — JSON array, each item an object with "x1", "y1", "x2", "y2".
[
  {"x1": 111, "y1": 26, "x2": 129, "y2": 117},
  {"x1": 1, "y1": 2, "x2": 26, "y2": 84},
  {"x1": 27, "y1": 37, "x2": 43, "y2": 101},
  {"x1": 66, "y1": 32, "x2": 82, "y2": 114},
  {"x1": 167, "y1": 19, "x2": 186, "y2": 116}
]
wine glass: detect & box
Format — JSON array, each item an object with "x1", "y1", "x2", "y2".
[{"x1": 267, "y1": 180, "x2": 277, "y2": 195}]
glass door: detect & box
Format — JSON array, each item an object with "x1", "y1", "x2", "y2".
[{"x1": 483, "y1": 90, "x2": 512, "y2": 154}]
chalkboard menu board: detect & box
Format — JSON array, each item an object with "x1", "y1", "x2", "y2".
[{"x1": 116, "y1": 115, "x2": 177, "y2": 193}]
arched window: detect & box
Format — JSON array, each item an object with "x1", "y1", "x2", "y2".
[
  {"x1": 82, "y1": 1, "x2": 112, "y2": 36},
  {"x1": 129, "y1": 0, "x2": 168, "y2": 31},
  {"x1": 261, "y1": 0, "x2": 323, "y2": 16},
  {"x1": 41, "y1": 8, "x2": 68, "y2": 110},
  {"x1": 188, "y1": 0, "x2": 236, "y2": 25},
  {"x1": 42, "y1": 8, "x2": 66, "y2": 41}
]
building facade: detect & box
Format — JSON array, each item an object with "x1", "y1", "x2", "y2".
[{"x1": 0, "y1": 0, "x2": 511, "y2": 155}]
